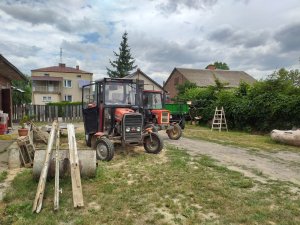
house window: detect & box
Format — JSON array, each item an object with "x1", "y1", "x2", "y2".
[
  {"x1": 64, "y1": 80, "x2": 72, "y2": 88},
  {"x1": 77, "y1": 75, "x2": 81, "y2": 78},
  {"x1": 174, "y1": 77, "x2": 179, "y2": 85},
  {"x1": 42, "y1": 96, "x2": 52, "y2": 102},
  {"x1": 64, "y1": 95, "x2": 72, "y2": 102},
  {"x1": 44, "y1": 73, "x2": 49, "y2": 76}
]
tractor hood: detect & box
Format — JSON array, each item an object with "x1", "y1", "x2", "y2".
[{"x1": 115, "y1": 108, "x2": 135, "y2": 122}]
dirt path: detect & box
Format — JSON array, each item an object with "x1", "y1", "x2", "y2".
[{"x1": 161, "y1": 132, "x2": 300, "y2": 185}]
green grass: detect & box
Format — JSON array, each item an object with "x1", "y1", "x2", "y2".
[
  {"x1": 0, "y1": 170, "x2": 8, "y2": 182},
  {"x1": 184, "y1": 124, "x2": 300, "y2": 152},
  {"x1": 0, "y1": 145, "x2": 299, "y2": 224}
]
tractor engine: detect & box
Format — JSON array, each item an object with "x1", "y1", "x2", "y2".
[{"x1": 114, "y1": 108, "x2": 143, "y2": 143}]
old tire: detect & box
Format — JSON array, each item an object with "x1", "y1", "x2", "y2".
[
  {"x1": 143, "y1": 132, "x2": 163, "y2": 154},
  {"x1": 95, "y1": 138, "x2": 114, "y2": 161},
  {"x1": 167, "y1": 124, "x2": 182, "y2": 140}
]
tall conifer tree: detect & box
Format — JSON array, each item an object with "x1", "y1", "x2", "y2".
[{"x1": 107, "y1": 32, "x2": 137, "y2": 78}]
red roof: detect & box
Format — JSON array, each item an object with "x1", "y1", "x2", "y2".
[
  {"x1": 31, "y1": 63, "x2": 92, "y2": 74},
  {"x1": 31, "y1": 76, "x2": 63, "y2": 81}
]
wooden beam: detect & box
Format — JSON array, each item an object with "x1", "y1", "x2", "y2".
[
  {"x1": 54, "y1": 122, "x2": 60, "y2": 211},
  {"x1": 67, "y1": 124, "x2": 84, "y2": 208},
  {"x1": 32, "y1": 121, "x2": 57, "y2": 213}
]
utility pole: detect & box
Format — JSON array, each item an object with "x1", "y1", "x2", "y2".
[{"x1": 60, "y1": 48, "x2": 63, "y2": 63}]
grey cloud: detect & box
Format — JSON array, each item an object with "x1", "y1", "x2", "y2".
[
  {"x1": 0, "y1": 4, "x2": 73, "y2": 31},
  {"x1": 208, "y1": 25, "x2": 269, "y2": 48},
  {"x1": 0, "y1": 2, "x2": 102, "y2": 34},
  {"x1": 130, "y1": 34, "x2": 215, "y2": 70},
  {"x1": 229, "y1": 48, "x2": 295, "y2": 71},
  {"x1": 275, "y1": 23, "x2": 300, "y2": 52},
  {"x1": 0, "y1": 41, "x2": 41, "y2": 58},
  {"x1": 157, "y1": 0, "x2": 218, "y2": 13}
]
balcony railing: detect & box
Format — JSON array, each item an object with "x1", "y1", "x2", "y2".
[{"x1": 33, "y1": 85, "x2": 62, "y2": 93}]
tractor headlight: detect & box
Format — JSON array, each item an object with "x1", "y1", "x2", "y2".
[
  {"x1": 125, "y1": 127, "x2": 131, "y2": 132},
  {"x1": 136, "y1": 127, "x2": 141, "y2": 132}
]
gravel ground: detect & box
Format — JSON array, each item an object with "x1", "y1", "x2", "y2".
[{"x1": 160, "y1": 131, "x2": 300, "y2": 185}]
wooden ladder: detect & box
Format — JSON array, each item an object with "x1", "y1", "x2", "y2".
[{"x1": 211, "y1": 107, "x2": 228, "y2": 132}]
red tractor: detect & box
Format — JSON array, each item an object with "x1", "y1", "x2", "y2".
[
  {"x1": 82, "y1": 78, "x2": 163, "y2": 161},
  {"x1": 141, "y1": 89, "x2": 182, "y2": 140}
]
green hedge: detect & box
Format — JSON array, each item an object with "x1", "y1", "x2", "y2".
[
  {"x1": 180, "y1": 77, "x2": 300, "y2": 132},
  {"x1": 46, "y1": 101, "x2": 81, "y2": 117},
  {"x1": 46, "y1": 101, "x2": 81, "y2": 106}
]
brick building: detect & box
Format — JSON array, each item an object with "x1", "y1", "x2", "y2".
[
  {"x1": 164, "y1": 67, "x2": 256, "y2": 100},
  {"x1": 0, "y1": 54, "x2": 27, "y2": 126}
]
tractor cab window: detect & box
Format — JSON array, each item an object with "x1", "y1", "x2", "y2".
[
  {"x1": 82, "y1": 84, "x2": 96, "y2": 109},
  {"x1": 105, "y1": 82, "x2": 136, "y2": 105},
  {"x1": 143, "y1": 92, "x2": 162, "y2": 109}
]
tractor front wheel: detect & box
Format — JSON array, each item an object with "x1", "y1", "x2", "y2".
[
  {"x1": 95, "y1": 138, "x2": 114, "y2": 161},
  {"x1": 143, "y1": 132, "x2": 163, "y2": 154},
  {"x1": 167, "y1": 124, "x2": 182, "y2": 140}
]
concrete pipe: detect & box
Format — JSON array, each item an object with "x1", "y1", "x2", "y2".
[{"x1": 33, "y1": 150, "x2": 97, "y2": 180}]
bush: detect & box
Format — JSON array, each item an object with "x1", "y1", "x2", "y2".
[
  {"x1": 182, "y1": 73, "x2": 300, "y2": 132},
  {"x1": 46, "y1": 101, "x2": 81, "y2": 117}
]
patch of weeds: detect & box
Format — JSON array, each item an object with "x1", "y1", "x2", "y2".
[
  {"x1": 197, "y1": 155, "x2": 217, "y2": 168},
  {"x1": 75, "y1": 132, "x2": 85, "y2": 141},
  {"x1": 0, "y1": 170, "x2": 8, "y2": 182},
  {"x1": 252, "y1": 168, "x2": 264, "y2": 176},
  {"x1": 230, "y1": 178, "x2": 254, "y2": 188},
  {"x1": 3, "y1": 169, "x2": 36, "y2": 203},
  {"x1": 1, "y1": 142, "x2": 300, "y2": 225},
  {"x1": 185, "y1": 124, "x2": 300, "y2": 152}
]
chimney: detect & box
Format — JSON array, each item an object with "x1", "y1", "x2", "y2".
[
  {"x1": 76, "y1": 65, "x2": 79, "y2": 70},
  {"x1": 206, "y1": 64, "x2": 216, "y2": 70},
  {"x1": 59, "y1": 63, "x2": 66, "y2": 68}
]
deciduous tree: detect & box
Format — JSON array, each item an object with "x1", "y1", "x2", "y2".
[{"x1": 206, "y1": 61, "x2": 230, "y2": 70}]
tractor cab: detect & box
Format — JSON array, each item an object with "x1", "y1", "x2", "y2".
[
  {"x1": 142, "y1": 90, "x2": 170, "y2": 126},
  {"x1": 82, "y1": 78, "x2": 163, "y2": 161},
  {"x1": 141, "y1": 89, "x2": 182, "y2": 140}
]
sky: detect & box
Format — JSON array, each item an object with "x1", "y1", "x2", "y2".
[{"x1": 1, "y1": 0, "x2": 300, "y2": 85}]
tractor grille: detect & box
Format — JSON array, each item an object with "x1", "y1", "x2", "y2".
[
  {"x1": 123, "y1": 113, "x2": 143, "y2": 142},
  {"x1": 162, "y1": 112, "x2": 169, "y2": 123}
]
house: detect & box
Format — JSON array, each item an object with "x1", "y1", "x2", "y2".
[
  {"x1": 125, "y1": 68, "x2": 164, "y2": 92},
  {"x1": 0, "y1": 54, "x2": 27, "y2": 126},
  {"x1": 164, "y1": 66, "x2": 256, "y2": 99},
  {"x1": 31, "y1": 63, "x2": 93, "y2": 105}
]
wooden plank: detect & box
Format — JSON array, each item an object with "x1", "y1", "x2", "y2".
[
  {"x1": 32, "y1": 121, "x2": 57, "y2": 213},
  {"x1": 67, "y1": 124, "x2": 84, "y2": 208},
  {"x1": 54, "y1": 122, "x2": 60, "y2": 211}
]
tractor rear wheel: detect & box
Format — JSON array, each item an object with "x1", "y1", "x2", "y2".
[
  {"x1": 167, "y1": 124, "x2": 182, "y2": 140},
  {"x1": 95, "y1": 138, "x2": 114, "y2": 161},
  {"x1": 143, "y1": 132, "x2": 163, "y2": 154}
]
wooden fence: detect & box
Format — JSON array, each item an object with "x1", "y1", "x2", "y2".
[{"x1": 13, "y1": 104, "x2": 84, "y2": 122}]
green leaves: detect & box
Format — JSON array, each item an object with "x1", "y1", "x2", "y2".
[
  {"x1": 205, "y1": 61, "x2": 230, "y2": 70},
  {"x1": 178, "y1": 70, "x2": 300, "y2": 131},
  {"x1": 12, "y1": 76, "x2": 31, "y2": 105}
]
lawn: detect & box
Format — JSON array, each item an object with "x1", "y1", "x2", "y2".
[
  {"x1": 184, "y1": 124, "x2": 300, "y2": 152},
  {"x1": 0, "y1": 143, "x2": 299, "y2": 225}
]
